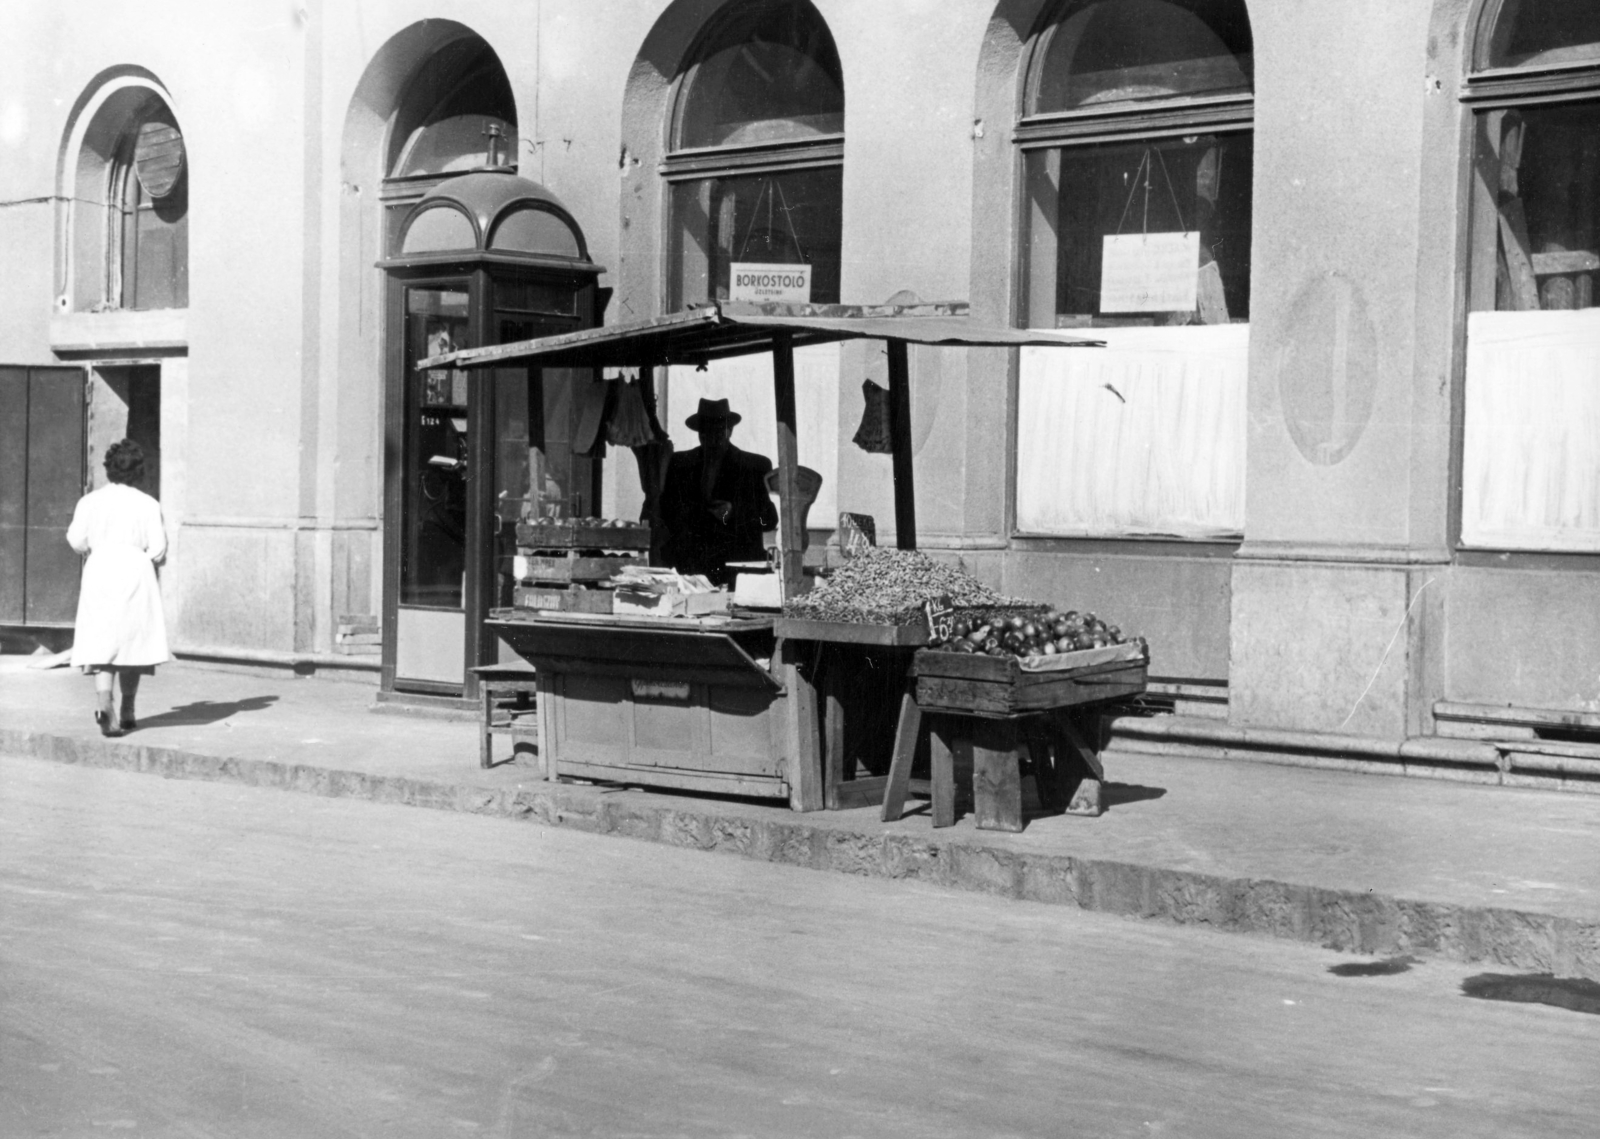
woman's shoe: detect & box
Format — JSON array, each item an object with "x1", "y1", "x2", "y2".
[{"x1": 95, "y1": 693, "x2": 123, "y2": 737}]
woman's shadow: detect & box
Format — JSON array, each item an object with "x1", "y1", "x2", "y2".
[{"x1": 135, "y1": 696, "x2": 280, "y2": 729}]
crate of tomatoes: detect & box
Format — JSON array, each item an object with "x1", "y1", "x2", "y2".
[{"x1": 914, "y1": 606, "x2": 1148, "y2": 716}]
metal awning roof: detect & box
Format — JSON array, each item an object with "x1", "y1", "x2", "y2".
[{"x1": 418, "y1": 301, "x2": 1103, "y2": 371}]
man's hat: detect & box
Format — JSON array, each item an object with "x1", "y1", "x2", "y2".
[{"x1": 686, "y1": 397, "x2": 741, "y2": 430}]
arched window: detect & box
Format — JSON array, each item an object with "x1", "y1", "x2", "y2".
[
  {"x1": 382, "y1": 37, "x2": 517, "y2": 255},
  {"x1": 1018, "y1": 0, "x2": 1253, "y2": 329},
  {"x1": 389, "y1": 39, "x2": 518, "y2": 178},
  {"x1": 70, "y1": 86, "x2": 188, "y2": 312},
  {"x1": 664, "y1": 0, "x2": 844, "y2": 309},
  {"x1": 1011, "y1": 0, "x2": 1253, "y2": 541},
  {"x1": 1459, "y1": 1, "x2": 1600, "y2": 550}
]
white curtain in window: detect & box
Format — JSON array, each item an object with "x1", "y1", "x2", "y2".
[
  {"x1": 1462, "y1": 310, "x2": 1600, "y2": 551},
  {"x1": 1016, "y1": 324, "x2": 1248, "y2": 537},
  {"x1": 666, "y1": 342, "x2": 839, "y2": 524}
]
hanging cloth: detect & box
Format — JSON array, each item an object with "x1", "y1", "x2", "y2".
[
  {"x1": 852, "y1": 378, "x2": 894, "y2": 454},
  {"x1": 606, "y1": 375, "x2": 657, "y2": 448}
]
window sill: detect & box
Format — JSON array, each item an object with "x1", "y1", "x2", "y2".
[{"x1": 50, "y1": 309, "x2": 187, "y2": 355}]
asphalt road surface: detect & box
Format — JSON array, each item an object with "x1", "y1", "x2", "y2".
[{"x1": 3, "y1": 757, "x2": 1598, "y2": 1139}]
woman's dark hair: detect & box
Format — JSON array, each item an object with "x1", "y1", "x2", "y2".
[{"x1": 104, "y1": 439, "x2": 146, "y2": 486}]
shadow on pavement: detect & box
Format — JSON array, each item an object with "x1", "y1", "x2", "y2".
[
  {"x1": 1103, "y1": 782, "x2": 1166, "y2": 808},
  {"x1": 135, "y1": 696, "x2": 282, "y2": 729}
]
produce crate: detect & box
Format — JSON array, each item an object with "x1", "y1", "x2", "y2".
[
  {"x1": 515, "y1": 520, "x2": 651, "y2": 550},
  {"x1": 912, "y1": 641, "x2": 1147, "y2": 717},
  {"x1": 518, "y1": 551, "x2": 644, "y2": 585},
  {"x1": 513, "y1": 584, "x2": 616, "y2": 614},
  {"x1": 773, "y1": 617, "x2": 929, "y2": 646}
]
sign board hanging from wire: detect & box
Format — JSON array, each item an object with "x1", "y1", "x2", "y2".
[
  {"x1": 1099, "y1": 143, "x2": 1198, "y2": 314},
  {"x1": 1100, "y1": 232, "x2": 1199, "y2": 313},
  {"x1": 730, "y1": 262, "x2": 812, "y2": 304}
]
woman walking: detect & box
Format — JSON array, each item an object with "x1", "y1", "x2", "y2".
[{"x1": 66, "y1": 439, "x2": 170, "y2": 736}]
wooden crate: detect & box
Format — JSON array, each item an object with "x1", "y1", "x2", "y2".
[
  {"x1": 773, "y1": 617, "x2": 929, "y2": 646},
  {"x1": 512, "y1": 584, "x2": 615, "y2": 613},
  {"x1": 520, "y1": 552, "x2": 643, "y2": 584},
  {"x1": 912, "y1": 643, "x2": 1147, "y2": 716},
  {"x1": 515, "y1": 521, "x2": 651, "y2": 550}
]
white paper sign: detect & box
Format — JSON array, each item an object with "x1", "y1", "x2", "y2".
[
  {"x1": 1100, "y1": 232, "x2": 1200, "y2": 313},
  {"x1": 730, "y1": 262, "x2": 812, "y2": 304}
]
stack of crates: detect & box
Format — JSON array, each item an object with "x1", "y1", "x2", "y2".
[{"x1": 511, "y1": 519, "x2": 651, "y2": 613}]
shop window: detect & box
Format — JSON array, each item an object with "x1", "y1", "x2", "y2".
[
  {"x1": 70, "y1": 89, "x2": 188, "y2": 312},
  {"x1": 664, "y1": 0, "x2": 844, "y2": 309},
  {"x1": 1460, "y1": 2, "x2": 1600, "y2": 550},
  {"x1": 1013, "y1": 0, "x2": 1252, "y2": 539}
]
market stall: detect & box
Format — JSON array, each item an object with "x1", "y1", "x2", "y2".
[{"x1": 421, "y1": 300, "x2": 1114, "y2": 816}]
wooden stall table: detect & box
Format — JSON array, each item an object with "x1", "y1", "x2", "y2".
[
  {"x1": 773, "y1": 616, "x2": 931, "y2": 810},
  {"x1": 880, "y1": 642, "x2": 1148, "y2": 832},
  {"x1": 489, "y1": 610, "x2": 811, "y2": 805}
]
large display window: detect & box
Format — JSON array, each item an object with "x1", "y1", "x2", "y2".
[
  {"x1": 1460, "y1": 2, "x2": 1600, "y2": 551},
  {"x1": 1013, "y1": 0, "x2": 1253, "y2": 540},
  {"x1": 664, "y1": 0, "x2": 843, "y2": 309}
]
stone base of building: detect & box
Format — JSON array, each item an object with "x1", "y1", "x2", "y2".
[{"x1": 1107, "y1": 712, "x2": 1600, "y2": 796}]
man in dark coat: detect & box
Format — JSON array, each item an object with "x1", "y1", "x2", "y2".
[{"x1": 659, "y1": 398, "x2": 778, "y2": 586}]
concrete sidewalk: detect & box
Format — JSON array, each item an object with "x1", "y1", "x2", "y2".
[{"x1": 3, "y1": 652, "x2": 1598, "y2": 979}]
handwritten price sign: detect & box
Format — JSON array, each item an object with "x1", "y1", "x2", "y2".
[{"x1": 923, "y1": 595, "x2": 956, "y2": 643}]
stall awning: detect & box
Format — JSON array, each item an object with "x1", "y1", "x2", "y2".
[{"x1": 418, "y1": 300, "x2": 1103, "y2": 371}]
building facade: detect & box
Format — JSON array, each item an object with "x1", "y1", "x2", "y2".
[{"x1": 3, "y1": 0, "x2": 1597, "y2": 785}]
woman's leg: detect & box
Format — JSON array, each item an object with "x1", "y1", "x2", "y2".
[
  {"x1": 118, "y1": 670, "x2": 141, "y2": 730},
  {"x1": 93, "y1": 669, "x2": 120, "y2": 736}
]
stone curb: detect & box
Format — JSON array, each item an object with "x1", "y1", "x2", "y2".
[{"x1": 6, "y1": 726, "x2": 1597, "y2": 980}]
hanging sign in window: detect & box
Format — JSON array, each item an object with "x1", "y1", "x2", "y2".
[
  {"x1": 1100, "y1": 232, "x2": 1199, "y2": 313},
  {"x1": 730, "y1": 262, "x2": 812, "y2": 304}
]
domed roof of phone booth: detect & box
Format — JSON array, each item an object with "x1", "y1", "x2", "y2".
[{"x1": 403, "y1": 170, "x2": 590, "y2": 261}]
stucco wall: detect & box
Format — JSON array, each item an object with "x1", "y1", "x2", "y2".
[{"x1": 5, "y1": 0, "x2": 1600, "y2": 734}]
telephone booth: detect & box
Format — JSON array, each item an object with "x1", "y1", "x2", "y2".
[{"x1": 379, "y1": 171, "x2": 605, "y2": 705}]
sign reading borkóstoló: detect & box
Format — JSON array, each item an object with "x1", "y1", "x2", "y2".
[{"x1": 729, "y1": 262, "x2": 812, "y2": 304}]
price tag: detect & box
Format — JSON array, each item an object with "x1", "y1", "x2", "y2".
[
  {"x1": 838, "y1": 513, "x2": 877, "y2": 559},
  {"x1": 923, "y1": 595, "x2": 955, "y2": 643}
]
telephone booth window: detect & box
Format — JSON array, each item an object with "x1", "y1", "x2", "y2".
[
  {"x1": 664, "y1": 0, "x2": 844, "y2": 309},
  {"x1": 402, "y1": 286, "x2": 471, "y2": 607},
  {"x1": 401, "y1": 206, "x2": 478, "y2": 255},
  {"x1": 489, "y1": 208, "x2": 583, "y2": 257}
]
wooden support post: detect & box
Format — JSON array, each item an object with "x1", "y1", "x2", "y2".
[
  {"x1": 823, "y1": 649, "x2": 848, "y2": 809},
  {"x1": 879, "y1": 688, "x2": 923, "y2": 821},
  {"x1": 776, "y1": 636, "x2": 823, "y2": 812},
  {"x1": 928, "y1": 719, "x2": 975, "y2": 829},
  {"x1": 771, "y1": 333, "x2": 806, "y2": 595},
  {"x1": 886, "y1": 338, "x2": 916, "y2": 550},
  {"x1": 972, "y1": 718, "x2": 1022, "y2": 833}
]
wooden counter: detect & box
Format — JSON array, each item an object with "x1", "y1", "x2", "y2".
[{"x1": 489, "y1": 611, "x2": 810, "y2": 804}]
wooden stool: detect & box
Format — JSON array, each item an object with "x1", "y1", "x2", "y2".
[
  {"x1": 470, "y1": 664, "x2": 540, "y2": 769},
  {"x1": 880, "y1": 704, "x2": 1104, "y2": 831}
]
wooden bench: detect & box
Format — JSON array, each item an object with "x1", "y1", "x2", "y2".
[{"x1": 470, "y1": 663, "x2": 540, "y2": 770}]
